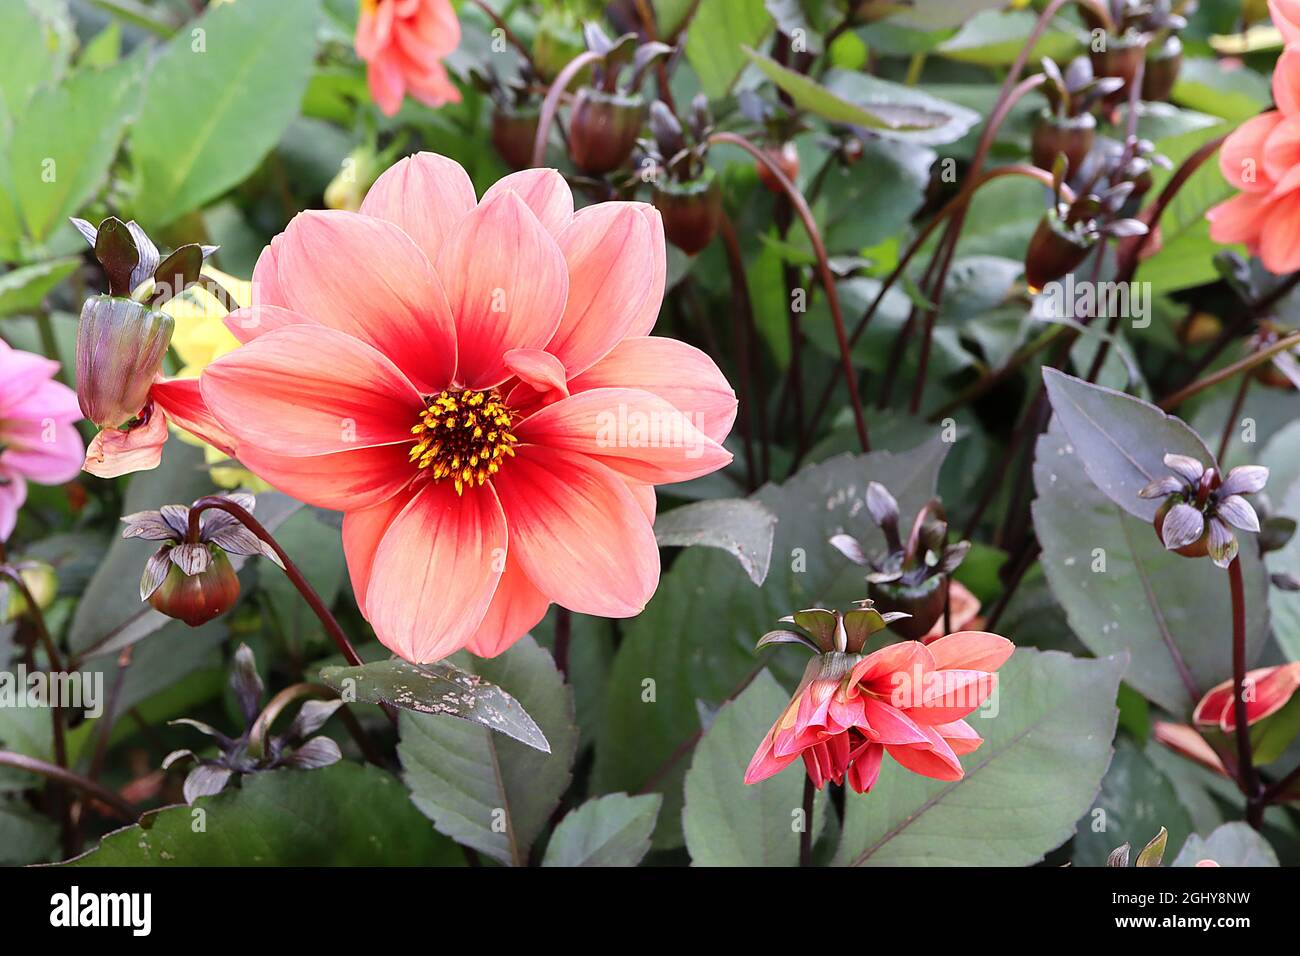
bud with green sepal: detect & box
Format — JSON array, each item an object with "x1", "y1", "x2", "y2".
[{"x1": 829, "y1": 482, "x2": 972, "y2": 640}]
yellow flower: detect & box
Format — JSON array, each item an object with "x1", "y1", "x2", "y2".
[{"x1": 162, "y1": 267, "x2": 271, "y2": 492}]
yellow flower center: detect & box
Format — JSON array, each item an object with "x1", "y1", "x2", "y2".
[{"x1": 409, "y1": 388, "x2": 518, "y2": 495}]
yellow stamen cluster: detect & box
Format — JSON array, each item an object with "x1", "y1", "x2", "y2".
[{"x1": 410, "y1": 388, "x2": 517, "y2": 495}]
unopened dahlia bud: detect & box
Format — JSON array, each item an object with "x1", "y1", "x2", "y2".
[
  {"x1": 830, "y1": 487, "x2": 972, "y2": 640},
  {"x1": 756, "y1": 141, "x2": 800, "y2": 193},
  {"x1": 1194, "y1": 662, "x2": 1300, "y2": 765},
  {"x1": 148, "y1": 548, "x2": 240, "y2": 627},
  {"x1": 325, "y1": 143, "x2": 384, "y2": 213},
  {"x1": 568, "y1": 88, "x2": 645, "y2": 174},
  {"x1": 1024, "y1": 213, "x2": 1095, "y2": 293},
  {"x1": 654, "y1": 171, "x2": 722, "y2": 256},
  {"x1": 123, "y1": 493, "x2": 282, "y2": 627},
  {"x1": 75, "y1": 295, "x2": 174, "y2": 429},
  {"x1": 492, "y1": 105, "x2": 541, "y2": 170},
  {"x1": 1139, "y1": 454, "x2": 1268, "y2": 567}
]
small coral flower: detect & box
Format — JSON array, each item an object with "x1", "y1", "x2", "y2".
[
  {"x1": 0, "y1": 341, "x2": 84, "y2": 539},
  {"x1": 745, "y1": 608, "x2": 1013, "y2": 793},
  {"x1": 1207, "y1": 45, "x2": 1300, "y2": 273},
  {"x1": 356, "y1": 0, "x2": 461, "y2": 117},
  {"x1": 198, "y1": 153, "x2": 736, "y2": 663}
]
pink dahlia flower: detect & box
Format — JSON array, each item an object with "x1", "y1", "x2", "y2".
[
  {"x1": 198, "y1": 153, "x2": 737, "y2": 663},
  {"x1": 356, "y1": 0, "x2": 461, "y2": 117},
  {"x1": 745, "y1": 631, "x2": 1013, "y2": 793},
  {"x1": 1207, "y1": 47, "x2": 1300, "y2": 272},
  {"x1": 0, "y1": 341, "x2": 84, "y2": 539}
]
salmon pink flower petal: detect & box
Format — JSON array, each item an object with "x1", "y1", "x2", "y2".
[
  {"x1": 502, "y1": 348, "x2": 569, "y2": 402},
  {"x1": 860, "y1": 697, "x2": 930, "y2": 746},
  {"x1": 926, "y1": 630, "x2": 1015, "y2": 672},
  {"x1": 886, "y1": 724, "x2": 965, "y2": 781},
  {"x1": 1207, "y1": 190, "x2": 1272, "y2": 247},
  {"x1": 1219, "y1": 112, "x2": 1282, "y2": 193},
  {"x1": 341, "y1": 487, "x2": 416, "y2": 619},
  {"x1": 464, "y1": 552, "x2": 551, "y2": 659},
  {"x1": 514, "y1": 387, "x2": 732, "y2": 484},
  {"x1": 84, "y1": 409, "x2": 169, "y2": 479},
  {"x1": 0, "y1": 407, "x2": 83, "y2": 484},
  {"x1": 272, "y1": 210, "x2": 458, "y2": 391},
  {"x1": 490, "y1": 444, "x2": 659, "y2": 617},
  {"x1": 434, "y1": 191, "x2": 568, "y2": 388},
  {"x1": 544, "y1": 203, "x2": 667, "y2": 376},
  {"x1": 1272, "y1": 0, "x2": 1300, "y2": 41},
  {"x1": 846, "y1": 741, "x2": 885, "y2": 793},
  {"x1": 364, "y1": 480, "x2": 507, "y2": 663},
  {"x1": 251, "y1": 236, "x2": 289, "y2": 308},
  {"x1": 237, "y1": 443, "x2": 417, "y2": 513},
  {"x1": 851, "y1": 640, "x2": 936, "y2": 695},
  {"x1": 1258, "y1": 189, "x2": 1300, "y2": 273},
  {"x1": 481, "y1": 168, "x2": 574, "y2": 237},
  {"x1": 1263, "y1": 115, "x2": 1300, "y2": 185},
  {"x1": 568, "y1": 336, "x2": 738, "y2": 444},
  {"x1": 626, "y1": 482, "x2": 656, "y2": 522},
  {"x1": 358, "y1": 152, "x2": 476, "y2": 264},
  {"x1": 905, "y1": 668, "x2": 998, "y2": 724},
  {"x1": 201, "y1": 325, "x2": 423, "y2": 457},
  {"x1": 1275, "y1": 46, "x2": 1300, "y2": 116},
  {"x1": 934, "y1": 719, "x2": 984, "y2": 756}
]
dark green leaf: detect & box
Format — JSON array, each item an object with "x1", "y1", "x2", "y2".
[
  {"x1": 321, "y1": 656, "x2": 549, "y2": 752},
  {"x1": 541, "y1": 793, "x2": 662, "y2": 867},
  {"x1": 653, "y1": 498, "x2": 777, "y2": 585}
]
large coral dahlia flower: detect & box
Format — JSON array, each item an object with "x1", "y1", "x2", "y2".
[{"x1": 199, "y1": 153, "x2": 737, "y2": 663}]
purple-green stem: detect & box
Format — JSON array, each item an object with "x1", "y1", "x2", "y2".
[
  {"x1": 0, "y1": 751, "x2": 137, "y2": 822},
  {"x1": 800, "y1": 775, "x2": 815, "y2": 867},
  {"x1": 1227, "y1": 557, "x2": 1264, "y2": 829},
  {"x1": 530, "y1": 50, "x2": 604, "y2": 168},
  {"x1": 711, "y1": 130, "x2": 871, "y2": 453}
]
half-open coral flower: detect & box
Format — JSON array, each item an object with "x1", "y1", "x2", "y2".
[
  {"x1": 1206, "y1": 44, "x2": 1300, "y2": 273},
  {"x1": 0, "y1": 342, "x2": 84, "y2": 539},
  {"x1": 745, "y1": 628, "x2": 1013, "y2": 793},
  {"x1": 356, "y1": 0, "x2": 461, "y2": 117},
  {"x1": 198, "y1": 153, "x2": 736, "y2": 663}
]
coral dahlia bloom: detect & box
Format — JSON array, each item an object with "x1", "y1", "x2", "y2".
[
  {"x1": 1273, "y1": 0, "x2": 1300, "y2": 42},
  {"x1": 745, "y1": 631, "x2": 1013, "y2": 793},
  {"x1": 356, "y1": 0, "x2": 461, "y2": 117},
  {"x1": 0, "y1": 342, "x2": 84, "y2": 539},
  {"x1": 1207, "y1": 46, "x2": 1300, "y2": 273},
  {"x1": 199, "y1": 153, "x2": 736, "y2": 663}
]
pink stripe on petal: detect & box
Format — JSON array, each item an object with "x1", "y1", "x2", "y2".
[
  {"x1": 201, "y1": 325, "x2": 423, "y2": 458},
  {"x1": 491, "y1": 444, "x2": 659, "y2": 617},
  {"x1": 365, "y1": 480, "x2": 508, "y2": 663},
  {"x1": 435, "y1": 191, "x2": 568, "y2": 388},
  {"x1": 480, "y1": 168, "x2": 574, "y2": 237},
  {"x1": 568, "y1": 336, "x2": 737, "y2": 444},
  {"x1": 545, "y1": 203, "x2": 666, "y2": 375},
  {"x1": 275, "y1": 210, "x2": 457, "y2": 392},
  {"x1": 515, "y1": 387, "x2": 732, "y2": 484},
  {"x1": 358, "y1": 152, "x2": 477, "y2": 264}
]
